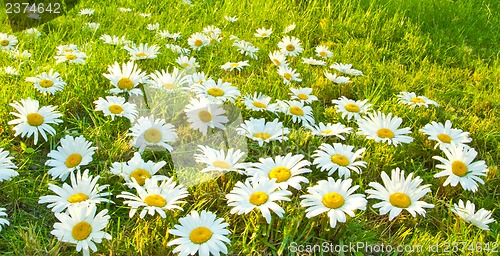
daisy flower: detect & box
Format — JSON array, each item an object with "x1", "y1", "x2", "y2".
[
  {"x1": 277, "y1": 66, "x2": 302, "y2": 84},
  {"x1": 203, "y1": 25, "x2": 222, "y2": 44},
  {"x1": 233, "y1": 40, "x2": 260, "y2": 59},
  {"x1": 45, "y1": 135, "x2": 97, "y2": 181},
  {"x1": 1, "y1": 66, "x2": 19, "y2": 76},
  {"x1": 248, "y1": 153, "x2": 311, "y2": 190},
  {"x1": 226, "y1": 177, "x2": 292, "y2": 223},
  {"x1": 254, "y1": 27, "x2": 272, "y2": 38},
  {"x1": 243, "y1": 92, "x2": 278, "y2": 113},
  {"x1": 109, "y1": 152, "x2": 167, "y2": 187},
  {"x1": 236, "y1": 118, "x2": 289, "y2": 146},
  {"x1": 279, "y1": 100, "x2": 315, "y2": 125},
  {"x1": 176, "y1": 55, "x2": 200, "y2": 71},
  {"x1": 9, "y1": 49, "x2": 31, "y2": 60},
  {"x1": 190, "y1": 71, "x2": 210, "y2": 85},
  {"x1": 25, "y1": 28, "x2": 41, "y2": 37},
  {"x1": 103, "y1": 61, "x2": 148, "y2": 96},
  {"x1": 8, "y1": 98, "x2": 63, "y2": 145},
  {"x1": 118, "y1": 176, "x2": 188, "y2": 218},
  {"x1": 312, "y1": 143, "x2": 366, "y2": 178},
  {"x1": 283, "y1": 23, "x2": 296, "y2": 33},
  {"x1": 147, "y1": 67, "x2": 192, "y2": 92},
  {"x1": 0, "y1": 208, "x2": 8, "y2": 232},
  {"x1": 305, "y1": 122, "x2": 352, "y2": 140},
  {"x1": 191, "y1": 79, "x2": 241, "y2": 104},
  {"x1": 278, "y1": 36, "x2": 303, "y2": 57},
  {"x1": 289, "y1": 87, "x2": 318, "y2": 104},
  {"x1": 357, "y1": 111, "x2": 414, "y2": 146},
  {"x1": 26, "y1": 69, "x2": 66, "y2": 95},
  {"x1": 165, "y1": 44, "x2": 191, "y2": 55},
  {"x1": 398, "y1": 92, "x2": 439, "y2": 108},
  {"x1": 79, "y1": 8, "x2": 95, "y2": 16},
  {"x1": 85, "y1": 22, "x2": 100, "y2": 30},
  {"x1": 302, "y1": 57, "x2": 326, "y2": 66},
  {"x1": 433, "y1": 143, "x2": 488, "y2": 192},
  {"x1": 315, "y1": 45, "x2": 333, "y2": 59},
  {"x1": 93, "y1": 96, "x2": 138, "y2": 122},
  {"x1": 38, "y1": 170, "x2": 112, "y2": 213},
  {"x1": 139, "y1": 13, "x2": 151, "y2": 18},
  {"x1": 56, "y1": 44, "x2": 79, "y2": 55},
  {"x1": 51, "y1": 204, "x2": 111, "y2": 256},
  {"x1": 188, "y1": 32, "x2": 210, "y2": 51},
  {"x1": 168, "y1": 210, "x2": 231, "y2": 256},
  {"x1": 366, "y1": 168, "x2": 434, "y2": 220},
  {"x1": 124, "y1": 43, "x2": 160, "y2": 60},
  {"x1": 157, "y1": 30, "x2": 181, "y2": 41},
  {"x1": 0, "y1": 148, "x2": 18, "y2": 182},
  {"x1": 268, "y1": 50, "x2": 288, "y2": 67},
  {"x1": 220, "y1": 60, "x2": 250, "y2": 72},
  {"x1": 0, "y1": 33, "x2": 18, "y2": 51},
  {"x1": 330, "y1": 63, "x2": 363, "y2": 76},
  {"x1": 55, "y1": 51, "x2": 87, "y2": 65},
  {"x1": 420, "y1": 120, "x2": 472, "y2": 150},
  {"x1": 147, "y1": 22, "x2": 160, "y2": 30},
  {"x1": 452, "y1": 200, "x2": 496, "y2": 230},
  {"x1": 300, "y1": 178, "x2": 367, "y2": 228},
  {"x1": 128, "y1": 115, "x2": 177, "y2": 153},
  {"x1": 184, "y1": 97, "x2": 229, "y2": 135},
  {"x1": 332, "y1": 96, "x2": 372, "y2": 121},
  {"x1": 324, "y1": 72, "x2": 351, "y2": 84},
  {"x1": 194, "y1": 145, "x2": 247, "y2": 174},
  {"x1": 118, "y1": 7, "x2": 132, "y2": 12},
  {"x1": 99, "y1": 35, "x2": 131, "y2": 46},
  {"x1": 225, "y1": 15, "x2": 238, "y2": 22}
]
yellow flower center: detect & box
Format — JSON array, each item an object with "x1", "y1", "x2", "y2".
[
  {"x1": 410, "y1": 97, "x2": 425, "y2": 104},
  {"x1": 67, "y1": 193, "x2": 89, "y2": 203},
  {"x1": 451, "y1": 160, "x2": 468, "y2": 177},
  {"x1": 330, "y1": 154, "x2": 349, "y2": 166},
  {"x1": 283, "y1": 73, "x2": 292, "y2": 80},
  {"x1": 377, "y1": 128, "x2": 394, "y2": 139},
  {"x1": 249, "y1": 191, "x2": 269, "y2": 206},
  {"x1": 108, "y1": 104, "x2": 123, "y2": 114},
  {"x1": 198, "y1": 110, "x2": 212, "y2": 122},
  {"x1": 253, "y1": 132, "x2": 271, "y2": 140},
  {"x1": 26, "y1": 113, "x2": 44, "y2": 126},
  {"x1": 322, "y1": 192, "x2": 345, "y2": 209},
  {"x1": 230, "y1": 63, "x2": 240, "y2": 67},
  {"x1": 273, "y1": 59, "x2": 281, "y2": 66},
  {"x1": 0, "y1": 40, "x2": 9, "y2": 46},
  {"x1": 252, "y1": 101, "x2": 267, "y2": 108},
  {"x1": 163, "y1": 83, "x2": 175, "y2": 89},
  {"x1": 320, "y1": 129, "x2": 332, "y2": 135},
  {"x1": 182, "y1": 62, "x2": 190, "y2": 67},
  {"x1": 207, "y1": 88, "x2": 225, "y2": 97},
  {"x1": 130, "y1": 168, "x2": 151, "y2": 185},
  {"x1": 389, "y1": 192, "x2": 411, "y2": 208},
  {"x1": 268, "y1": 166, "x2": 291, "y2": 183},
  {"x1": 437, "y1": 133, "x2": 452, "y2": 143},
  {"x1": 39, "y1": 79, "x2": 54, "y2": 88},
  {"x1": 261, "y1": 33, "x2": 268, "y2": 37},
  {"x1": 212, "y1": 160, "x2": 231, "y2": 169},
  {"x1": 286, "y1": 44, "x2": 295, "y2": 51},
  {"x1": 289, "y1": 106, "x2": 304, "y2": 116},
  {"x1": 72, "y1": 221, "x2": 92, "y2": 241},
  {"x1": 65, "y1": 54, "x2": 77, "y2": 60},
  {"x1": 344, "y1": 103, "x2": 360, "y2": 112},
  {"x1": 297, "y1": 93, "x2": 308, "y2": 100},
  {"x1": 136, "y1": 52, "x2": 148, "y2": 57},
  {"x1": 143, "y1": 128, "x2": 163, "y2": 143},
  {"x1": 319, "y1": 51, "x2": 327, "y2": 57},
  {"x1": 118, "y1": 78, "x2": 134, "y2": 90},
  {"x1": 193, "y1": 39, "x2": 203, "y2": 47},
  {"x1": 65, "y1": 154, "x2": 83, "y2": 168},
  {"x1": 144, "y1": 194, "x2": 167, "y2": 207},
  {"x1": 189, "y1": 227, "x2": 213, "y2": 244}
]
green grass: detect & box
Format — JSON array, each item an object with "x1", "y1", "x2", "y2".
[{"x1": 1, "y1": 0, "x2": 499, "y2": 255}]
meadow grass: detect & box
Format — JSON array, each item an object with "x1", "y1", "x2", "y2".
[{"x1": 0, "y1": 0, "x2": 499, "y2": 255}]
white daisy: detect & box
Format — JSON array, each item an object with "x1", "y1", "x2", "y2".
[
  {"x1": 330, "y1": 63, "x2": 363, "y2": 76},
  {"x1": 289, "y1": 87, "x2": 318, "y2": 104},
  {"x1": 184, "y1": 97, "x2": 229, "y2": 136},
  {"x1": 324, "y1": 72, "x2": 351, "y2": 84},
  {"x1": 0, "y1": 208, "x2": 9, "y2": 232},
  {"x1": 356, "y1": 111, "x2": 414, "y2": 146},
  {"x1": 203, "y1": 25, "x2": 223, "y2": 44},
  {"x1": 221, "y1": 60, "x2": 250, "y2": 72},
  {"x1": 283, "y1": 23, "x2": 296, "y2": 33},
  {"x1": 433, "y1": 143, "x2": 488, "y2": 192},
  {"x1": 26, "y1": 69, "x2": 66, "y2": 95},
  {"x1": 124, "y1": 43, "x2": 160, "y2": 60},
  {"x1": 243, "y1": 92, "x2": 278, "y2": 113},
  {"x1": 103, "y1": 61, "x2": 148, "y2": 96},
  {"x1": 109, "y1": 152, "x2": 167, "y2": 187},
  {"x1": 191, "y1": 79, "x2": 241, "y2": 104},
  {"x1": 0, "y1": 33, "x2": 18, "y2": 51},
  {"x1": 139, "y1": 13, "x2": 151, "y2": 18},
  {"x1": 99, "y1": 35, "x2": 131, "y2": 46},
  {"x1": 1, "y1": 66, "x2": 19, "y2": 76},
  {"x1": 147, "y1": 67, "x2": 192, "y2": 92},
  {"x1": 420, "y1": 120, "x2": 472, "y2": 150},
  {"x1": 248, "y1": 153, "x2": 311, "y2": 190},
  {"x1": 157, "y1": 30, "x2": 181, "y2": 41},
  {"x1": 117, "y1": 176, "x2": 188, "y2": 218},
  {"x1": 312, "y1": 143, "x2": 366, "y2": 178},
  {"x1": 8, "y1": 98, "x2": 63, "y2": 145},
  {"x1": 9, "y1": 49, "x2": 31, "y2": 60},
  {"x1": 38, "y1": 170, "x2": 112, "y2": 213},
  {"x1": 167, "y1": 210, "x2": 231, "y2": 256},
  {"x1": 236, "y1": 118, "x2": 289, "y2": 146},
  {"x1": 0, "y1": 148, "x2": 18, "y2": 182},
  {"x1": 254, "y1": 27, "x2": 272, "y2": 38},
  {"x1": 226, "y1": 177, "x2": 292, "y2": 223},
  {"x1": 452, "y1": 200, "x2": 496, "y2": 230},
  {"x1": 176, "y1": 55, "x2": 200, "y2": 71},
  {"x1": 233, "y1": 39, "x2": 260, "y2": 59},
  {"x1": 300, "y1": 178, "x2": 367, "y2": 228},
  {"x1": 305, "y1": 122, "x2": 352, "y2": 140},
  {"x1": 194, "y1": 145, "x2": 247, "y2": 174},
  {"x1": 86, "y1": 22, "x2": 100, "y2": 30},
  {"x1": 301, "y1": 57, "x2": 326, "y2": 66},
  {"x1": 190, "y1": 71, "x2": 210, "y2": 85},
  {"x1": 398, "y1": 92, "x2": 439, "y2": 108},
  {"x1": 331, "y1": 96, "x2": 372, "y2": 121},
  {"x1": 25, "y1": 28, "x2": 41, "y2": 37},
  {"x1": 278, "y1": 36, "x2": 303, "y2": 57},
  {"x1": 79, "y1": 8, "x2": 95, "y2": 16},
  {"x1": 225, "y1": 15, "x2": 238, "y2": 22},
  {"x1": 56, "y1": 44, "x2": 79, "y2": 55},
  {"x1": 54, "y1": 51, "x2": 87, "y2": 65},
  {"x1": 128, "y1": 115, "x2": 177, "y2": 153},
  {"x1": 279, "y1": 100, "x2": 315, "y2": 125},
  {"x1": 277, "y1": 66, "x2": 302, "y2": 84},
  {"x1": 366, "y1": 168, "x2": 434, "y2": 220},
  {"x1": 268, "y1": 50, "x2": 288, "y2": 67},
  {"x1": 93, "y1": 96, "x2": 138, "y2": 122},
  {"x1": 118, "y1": 7, "x2": 132, "y2": 12},
  {"x1": 51, "y1": 204, "x2": 111, "y2": 256},
  {"x1": 315, "y1": 45, "x2": 333, "y2": 59},
  {"x1": 165, "y1": 43, "x2": 191, "y2": 55},
  {"x1": 147, "y1": 22, "x2": 160, "y2": 31},
  {"x1": 188, "y1": 32, "x2": 210, "y2": 51}
]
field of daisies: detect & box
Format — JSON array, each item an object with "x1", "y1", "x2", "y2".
[{"x1": 0, "y1": 0, "x2": 499, "y2": 255}]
